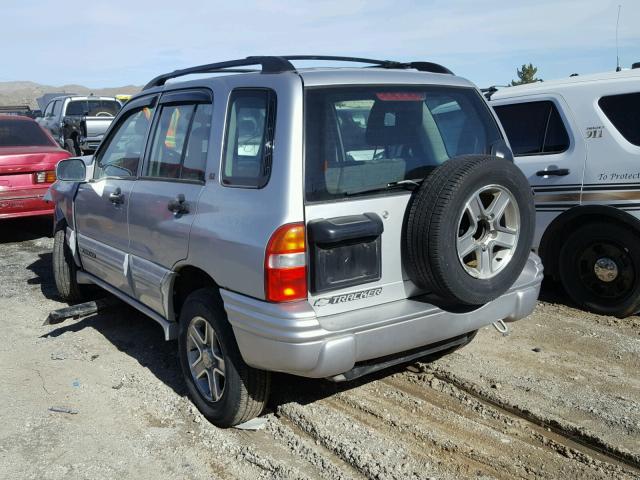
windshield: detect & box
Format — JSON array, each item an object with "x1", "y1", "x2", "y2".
[
  {"x1": 304, "y1": 86, "x2": 502, "y2": 201},
  {"x1": 0, "y1": 119, "x2": 55, "y2": 147}
]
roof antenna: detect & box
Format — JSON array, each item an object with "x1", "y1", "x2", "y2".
[{"x1": 616, "y1": 4, "x2": 622, "y2": 72}]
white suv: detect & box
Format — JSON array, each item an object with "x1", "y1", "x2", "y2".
[{"x1": 490, "y1": 67, "x2": 640, "y2": 317}]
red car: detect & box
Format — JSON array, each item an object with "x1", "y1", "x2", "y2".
[{"x1": 0, "y1": 115, "x2": 70, "y2": 219}]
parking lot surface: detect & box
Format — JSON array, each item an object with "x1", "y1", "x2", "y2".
[{"x1": 0, "y1": 218, "x2": 638, "y2": 479}]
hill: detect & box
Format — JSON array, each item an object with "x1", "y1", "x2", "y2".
[{"x1": 0, "y1": 81, "x2": 142, "y2": 109}]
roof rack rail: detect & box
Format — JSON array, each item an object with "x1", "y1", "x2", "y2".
[
  {"x1": 143, "y1": 56, "x2": 296, "y2": 90},
  {"x1": 143, "y1": 55, "x2": 453, "y2": 90},
  {"x1": 481, "y1": 85, "x2": 511, "y2": 100},
  {"x1": 280, "y1": 55, "x2": 453, "y2": 74}
]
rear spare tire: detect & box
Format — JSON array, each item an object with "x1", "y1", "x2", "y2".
[{"x1": 404, "y1": 155, "x2": 534, "y2": 305}]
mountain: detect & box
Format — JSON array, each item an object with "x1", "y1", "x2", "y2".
[{"x1": 0, "y1": 81, "x2": 142, "y2": 109}]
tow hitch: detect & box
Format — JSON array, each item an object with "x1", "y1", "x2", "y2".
[{"x1": 493, "y1": 319, "x2": 510, "y2": 336}]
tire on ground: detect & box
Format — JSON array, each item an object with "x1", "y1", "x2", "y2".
[
  {"x1": 177, "y1": 288, "x2": 270, "y2": 427},
  {"x1": 559, "y1": 222, "x2": 640, "y2": 318},
  {"x1": 403, "y1": 155, "x2": 535, "y2": 306},
  {"x1": 64, "y1": 138, "x2": 79, "y2": 156},
  {"x1": 53, "y1": 227, "x2": 86, "y2": 303}
]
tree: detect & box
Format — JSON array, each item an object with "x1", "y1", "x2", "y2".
[{"x1": 511, "y1": 63, "x2": 541, "y2": 86}]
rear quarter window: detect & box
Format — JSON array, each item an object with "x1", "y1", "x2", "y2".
[
  {"x1": 222, "y1": 89, "x2": 276, "y2": 188},
  {"x1": 598, "y1": 92, "x2": 640, "y2": 146}
]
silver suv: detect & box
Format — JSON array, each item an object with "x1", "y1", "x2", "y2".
[{"x1": 50, "y1": 56, "x2": 543, "y2": 427}]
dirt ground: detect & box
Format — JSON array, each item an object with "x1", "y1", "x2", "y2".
[{"x1": 0, "y1": 217, "x2": 638, "y2": 480}]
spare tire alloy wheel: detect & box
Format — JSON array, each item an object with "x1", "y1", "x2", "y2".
[
  {"x1": 186, "y1": 316, "x2": 226, "y2": 403},
  {"x1": 457, "y1": 185, "x2": 520, "y2": 279},
  {"x1": 404, "y1": 155, "x2": 535, "y2": 306}
]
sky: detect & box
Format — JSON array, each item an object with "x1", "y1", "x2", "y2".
[{"x1": 1, "y1": 0, "x2": 639, "y2": 88}]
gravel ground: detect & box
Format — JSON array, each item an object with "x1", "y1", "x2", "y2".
[{"x1": 0, "y1": 217, "x2": 638, "y2": 479}]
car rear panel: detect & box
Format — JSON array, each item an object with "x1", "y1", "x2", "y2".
[
  {"x1": 0, "y1": 147, "x2": 69, "y2": 218},
  {"x1": 302, "y1": 81, "x2": 503, "y2": 317},
  {"x1": 305, "y1": 194, "x2": 418, "y2": 317}
]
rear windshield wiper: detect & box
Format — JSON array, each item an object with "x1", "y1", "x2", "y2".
[{"x1": 344, "y1": 179, "x2": 423, "y2": 197}]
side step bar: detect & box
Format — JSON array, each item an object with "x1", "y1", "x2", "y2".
[
  {"x1": 327, "y1": 333, "x2": 472, "y2": 382},
  {"x1": 76, "y1": 271, "x2": 178, "y2": 340}
]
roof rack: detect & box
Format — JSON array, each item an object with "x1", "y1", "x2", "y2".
[
  {"x1": 481, "y1": 84, "x2": 512, "y2": 100},
  {"x1": 142, "y1": 55, "x2": 453, "y2": 90}
]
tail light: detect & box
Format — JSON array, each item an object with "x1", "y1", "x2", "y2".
[
  {"x1": 34, "y1": 171, "x2": 56, "y2": 183},
  {"x1": 265, "y1": 223, "x2": 307, "y2": 302}
]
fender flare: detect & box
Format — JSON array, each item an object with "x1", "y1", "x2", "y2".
[{"x1": 539, "y1": 204, "x2": 640, "y2": 277}]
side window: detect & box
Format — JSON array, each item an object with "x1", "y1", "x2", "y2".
[
  {"x1": 599, "y1": 92, "x2": 640, "y2": 147},
  {"x1": 146, "y1": 104, "x2": 192, "y2": 179},
  {"x1": 145, "y1": 103, "x2": 212, "y2": 182},
  {"x1": 493, "y1": 101, "x2": 569, "y2": 156},
  {"x1": 222, "y1": 89, "x2": 276, "y2": 188},
  {"x1": 182, "y1": 104, "x2": 212, "y2": 181},
  {"x1": 51, "y1": 100, "x2": 62, "y2": 117},
  {"x1": 44, "y1": 102, "x2": 54, "y2": 117},
  {"x1": 94, "y1": 106, "x2": 155, "y2": 179}
]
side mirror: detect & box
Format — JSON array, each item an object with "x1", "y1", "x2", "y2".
[{"x1": 56, "y1": 158, "x2": 86, "y2": 181}]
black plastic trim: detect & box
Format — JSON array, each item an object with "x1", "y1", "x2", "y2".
[
  {"x1": 159, "y1": 89, "x2": 212, "y2": 105},
  {"x1": 308, "y1": 213, "x2": 384, "y2": 245}
]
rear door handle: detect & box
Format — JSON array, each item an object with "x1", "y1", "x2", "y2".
[
  {"x1": 109, "y1": 187, "x2": 124, "y2": 204},
  {"x1": 168, "y1": 194, "x2": 189, "y2": 215},
  {"x1": 536, "y1": 168, "x2": 570, "y2": 177}
]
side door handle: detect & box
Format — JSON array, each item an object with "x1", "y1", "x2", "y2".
[
  {"x1": 109, "y1": 187, "x2": 124, "y2": 204},
  {"x1": 536, "y1": 168, "x2": 570, "y2": 177},
  {"x1": 167, "y1": 193, "x2": 189, "y2": 215}
]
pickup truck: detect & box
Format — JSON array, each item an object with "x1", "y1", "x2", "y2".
[{"x1": 37, "y1": 95, "x2": 122, "y2": 155}]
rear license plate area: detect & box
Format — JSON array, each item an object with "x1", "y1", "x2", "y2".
[{"x1": 308, "y1": 213, "x2": 383, "y2": 293}]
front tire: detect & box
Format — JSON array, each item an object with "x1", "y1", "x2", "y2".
[
  {"x1": 178, "y1": 288, "x2": 270, "y2": 427},
  {"x1": 559, "y1": 222, "x2": 640, "y2": 318},
  {"x1": 53, "y1": 227, "x2": 85, "y2": 303}
]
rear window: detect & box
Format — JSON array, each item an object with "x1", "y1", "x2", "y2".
[
  {"x1": 493, "y1": 101, "x2": 569, "y2": 156},
  {"x1": 66, "y1": 100, "x2": 121, "y2": 117},
  {"x1": 304, "y1": 86, "x2": 501, "y2": 201},
  {"x1": 0, "y1": 119, "x2": 54, "y2": 147},
  {"x1": 598, "y1": 92, "x2": 640, "y2": 146}
]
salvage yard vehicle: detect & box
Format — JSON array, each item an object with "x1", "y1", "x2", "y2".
[
  {"x1": 49, "y1": 55, "x2": 542, "y2": 427},
  {"x1": 37, "y1": 95, "x2": 122, "y2": 156},
  {"x1": 489, "y1": 66, "x2": 640, "y2": 317},
  {"x1": 0, "y1": 115, "x2": 70, "y2": 219}
]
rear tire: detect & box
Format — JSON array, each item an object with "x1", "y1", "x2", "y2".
[
  {"x1": 53, "y1": 227, "x2": 85, "y2": 303},
  {"x1": 178, "y1": 288, "x2": 270, "y2": 427},
  {"x1": 559, "y1": 222, "x2": 640, "y2": 318}
]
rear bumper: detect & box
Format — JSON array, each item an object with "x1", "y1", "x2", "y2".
[
  {"x1": 223, "y1": 253, "x2": 543, "y2": 378},
  {"x1": 0, "y1": 187, "x2": 53, "y2": 218}
]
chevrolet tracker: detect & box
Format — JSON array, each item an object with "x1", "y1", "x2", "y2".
[{"x1": 49, "y1": 55, "x2": 542, "y2": 427}]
